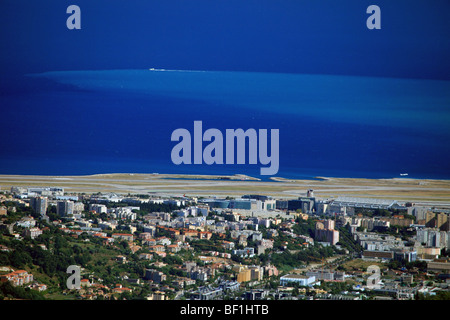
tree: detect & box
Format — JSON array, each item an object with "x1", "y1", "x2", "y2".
[
  {"x1": 9, "y1": 250, "x2": 32, "y2": 269},
  {"x1": 0, "y1": 282, "x2": 45, "y2": 300},
  {"x1": 0, "y1": 252, "x2": 10, "y2": 265},
  {"x1": 293, "y1": 218, "x2": 316, "y2": 238},
  {"x1": 388, "y1": 259, "x2": 401, "y2": 270},
  {"x1": 118, "y1": 240, "x2": 129, "y2": 251}
]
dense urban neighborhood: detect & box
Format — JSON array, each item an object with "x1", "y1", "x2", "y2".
[{"x1": 1, "y1": 185, "x2": 449, "y2": 301}]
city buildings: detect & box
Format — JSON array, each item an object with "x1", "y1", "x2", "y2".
[
  {"x1": 29, "y1": 196, "x2": 48, "y2": 217},
  {"x1": 200, "y1": 196, "x2": 277, "y2": 211},
  {"x1": 327, "y1": 197, "x2": 405, "y2": 212},
  {"x1": 22, "y1": 227, "x2": 43, "y2": 239},
  {"x1": 56, "y1": 200, "x2": 74, "y2": 217},
  {"x1": 144, "y1": 269, "x2": 167, "y2": 284},
  {"x1": 280, "y1": 274, "x2": 316, "y2": 287},
  {"x1": 306, "y1": 269, "x2": 346, "y2": 282},
  {"x1": 112, "y1": 233, "x2": 134, "y2": 242},
  {"x1": 315, "y1": 219, "x2": 339, "y2": 245},
  {"x1": 427, "y1": 258, "x2": 450, "y2": 274},
  {"x1": 90, "y1": 203, "x2": 107, "y2": 214},
  {"x1": 416, "y1": 228, "x2": 450, "y2": 249},
  {"x1": 1, "y1": 269, "x2": 34, "y2": 286},
  {"x1": 1, "y1": 184, "x2": 449, "y2": 301},
  {"x1": 190, "y1": 285, "x2": 223, "y2": 300},
  {"x1": 234, "y1": 265, "x2": 263, "y2": 283}
]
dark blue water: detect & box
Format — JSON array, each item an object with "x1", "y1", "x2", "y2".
[{"x1": 0, "y1": 69, "x2": 449, "y2": 180}]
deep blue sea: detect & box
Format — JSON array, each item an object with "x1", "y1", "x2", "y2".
[{"x1": 0, "y1": 69, "x2": 449, "y2": 180}]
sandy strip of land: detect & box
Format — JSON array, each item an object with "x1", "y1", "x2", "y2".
[{"x1": 0, "y1": 173, "x2": 449, "y2": 208}]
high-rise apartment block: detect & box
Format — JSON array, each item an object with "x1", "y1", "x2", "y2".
[
  {"x1": 56, "y1": 200, "x2": 74, "y2": 217},
  {"x1": 30, "y1": 197, "x2": 48, "y2": 216}
]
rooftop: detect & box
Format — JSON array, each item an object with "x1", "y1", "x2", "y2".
[{"x1": 281, "y1": 274, "x2": 311, "y2": 279}]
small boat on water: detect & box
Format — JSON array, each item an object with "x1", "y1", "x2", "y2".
[{"x1": 400, "y1": 173, "x2": 408, "y2": 176}]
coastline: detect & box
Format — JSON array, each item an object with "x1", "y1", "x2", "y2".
[{"x1": 1, "y1": 172, "x2": 449, "y2": 208}]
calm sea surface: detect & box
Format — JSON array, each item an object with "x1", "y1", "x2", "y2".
[{"x1": 0, "y1": 69, "x2": 449, "y2": 180}]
